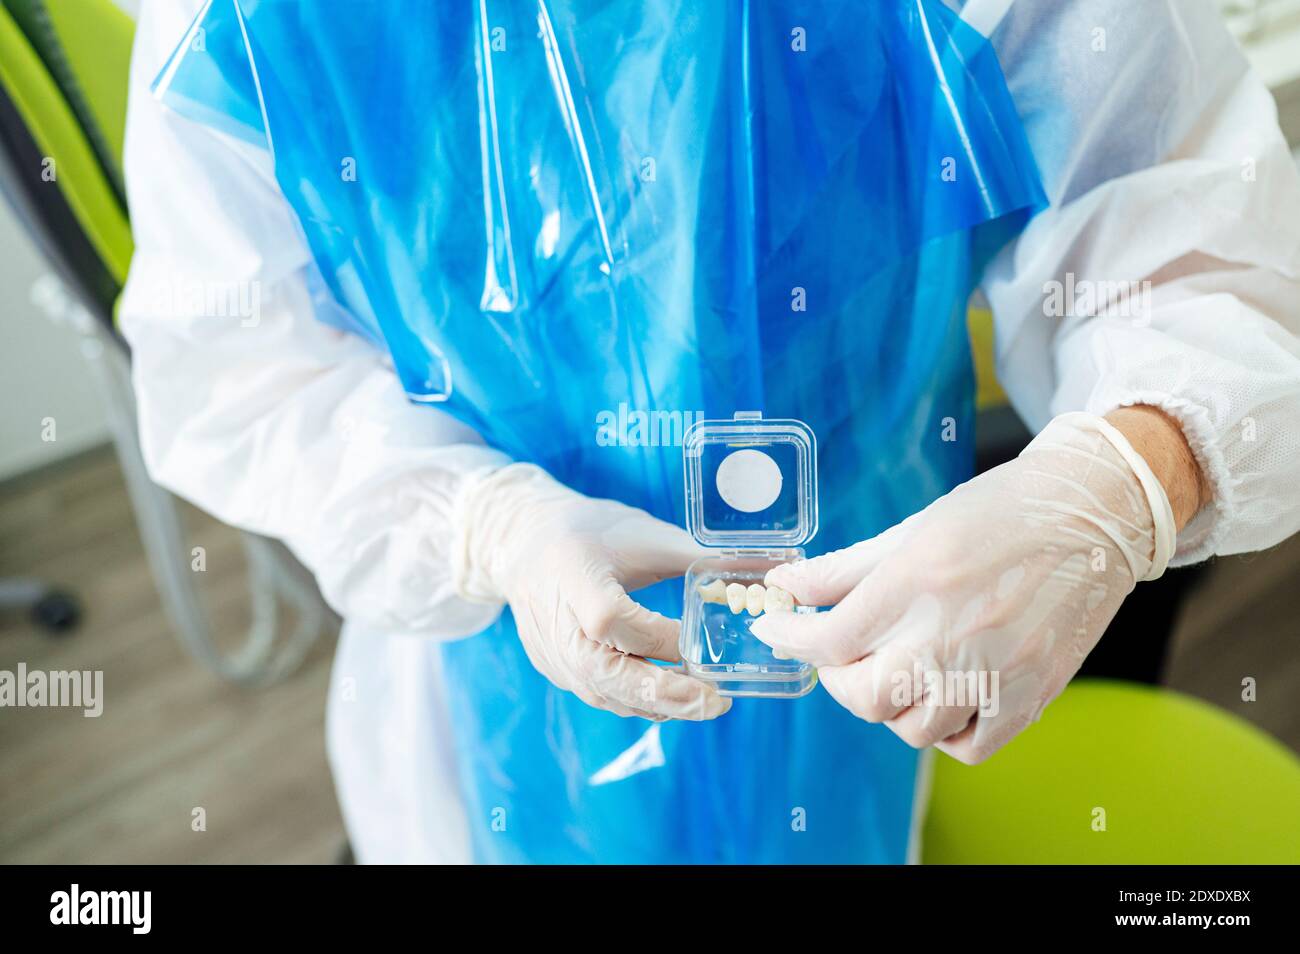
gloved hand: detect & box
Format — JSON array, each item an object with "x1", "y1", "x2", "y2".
[
  {"x1": 455, "y1": 463, "x2": 731, "y2": 722},
  {"x1": 751, "y1": 412, "x2": 1176, "y2": 763}
]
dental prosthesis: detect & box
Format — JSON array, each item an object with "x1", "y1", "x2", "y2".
[{"x1": 696, "y1": 578, "x2": 797, "y2": 617}]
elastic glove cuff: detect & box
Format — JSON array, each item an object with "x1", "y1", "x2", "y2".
[
  {"x1": 452, "y1": 463, "x2": 522, "y2": 604},
  {"x1": 1059, "y1": 412, "x2": 1177, "y2": 582},
  {"x1": 451, "y1": 462, "x2": 561, "y2": 603}
]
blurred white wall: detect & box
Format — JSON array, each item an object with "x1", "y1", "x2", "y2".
[{"x1": 0, "y1": 210, "x2": 110, "y2": 480}]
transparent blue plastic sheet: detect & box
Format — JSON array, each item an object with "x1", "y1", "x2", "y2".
[{"x1": 156, "y1": 0, "x2": 1046, "y2": 862}]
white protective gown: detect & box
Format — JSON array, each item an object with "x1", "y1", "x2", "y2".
[{"x1": 119, "y1": 0, "x2": 1300, "y2": 863}]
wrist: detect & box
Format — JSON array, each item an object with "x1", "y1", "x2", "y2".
[
  {"x1": 1029, "y1": 412, "x2": 1176, "y2": 583},
  {"x1": 453, "y1": 463, "x2": 580, "y2": 601},
  {"x1": 452, "y1": 462, "x2": 538, "y2": 602},
  {"x1": 1103, "y1": 405, "x2": 1210, "y2": 531}
]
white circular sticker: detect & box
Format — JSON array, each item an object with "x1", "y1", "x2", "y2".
[{"x1": 715, "y1": 449, "x2": 783, "y2": 513}]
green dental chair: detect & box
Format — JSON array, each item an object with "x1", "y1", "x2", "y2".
[
  {"x1": 923, "y1": 680, "x2": 1300, "y2": 863},
  {"x1": 0, "y1": 0, "x2": 328, "y2": 683},
  {"x1": 2, "y1": 0, "x2": 1297, "y2": 863}
]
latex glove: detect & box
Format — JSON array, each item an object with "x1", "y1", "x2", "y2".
[
  {"x1": 455, "y1": 463, "x2": 731, "y2": 722},
  {"x1": 751, "y1": 412, "x2": 1175, "y2": 763}
]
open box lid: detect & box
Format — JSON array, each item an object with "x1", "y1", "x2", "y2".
[{"x1": 683, "y1": 412, "x2": 818, "y2": 548}]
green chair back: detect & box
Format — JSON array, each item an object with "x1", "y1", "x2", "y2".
[
  {"x1": 6, "y1": 0, "x2": 133, "y2": 192},
  {"x1": 0, "y1": 0, "x2": 134, "y2": 293}
]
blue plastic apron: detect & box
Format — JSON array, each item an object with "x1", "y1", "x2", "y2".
[{"x1": 157, "y1": 0, "x2": 1045, "y2": 863}]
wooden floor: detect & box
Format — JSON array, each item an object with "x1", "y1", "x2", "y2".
[
  {"x1": 1, "y1": 446, "x2": 1297, "y2": 863},
  {"x1": 0, "y1": 448, "x2": 344, "y2": 863}
]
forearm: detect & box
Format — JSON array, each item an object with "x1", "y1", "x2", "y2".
[
  {"x1": 985, "y1": 1, "x2": 1300, "y2": 565},
  {"x1": 1105, "y1": 405, "x2": 1210, "y2": 532},
  {"x1": 122, "y1": 7, "x2": 512, "y2": 636}
]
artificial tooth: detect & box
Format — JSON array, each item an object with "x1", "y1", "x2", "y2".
[
  {"x1": 764, "y1": 585, "x2": 795, "y2": 614},
  {"x1": 697, "y1": 578, "x2": 728, "y2": 605},
  {"x1": 745, "y1": 584, "x2": 766, "y2": 616},
  {"x1": 725, "y1": 582, "x2": 748, "y2": 614}
]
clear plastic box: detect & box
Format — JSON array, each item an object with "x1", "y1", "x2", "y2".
[{"x1": 679, "y1": 412, "x2": 819, "y2": 698}]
